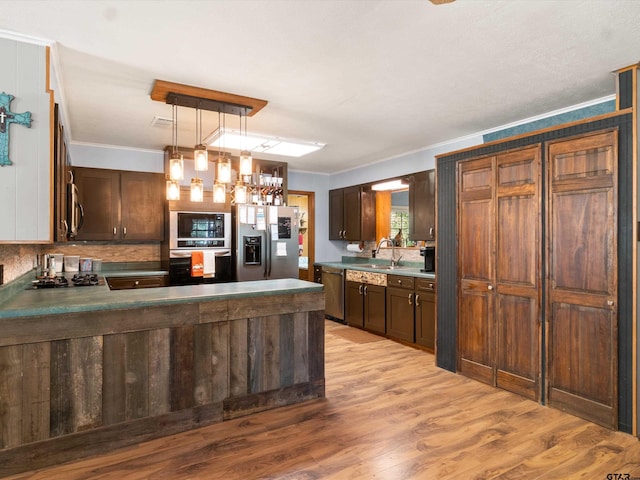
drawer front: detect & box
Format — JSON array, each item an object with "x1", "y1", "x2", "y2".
[
  {"x1": 415, "y1": 278, "x2": 436, "y2": 292},
  {"x1": 107, "y1": 275, "x2": 168, "y2": 290},
  {"x1": 387, "y1": 274, "x2": 414, "y2": 290}
]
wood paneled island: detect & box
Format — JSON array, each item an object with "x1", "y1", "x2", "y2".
[{"x1": 0, "y1": 277, "x2": 325, "y2": 476}]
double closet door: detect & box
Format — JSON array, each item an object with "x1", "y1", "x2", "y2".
[
  {"x1": 457, "y1": 130, "x2": 618, "y2": 428},
  {"x1": 458, "y1": 145, "x2": 542, "y2": 401}
]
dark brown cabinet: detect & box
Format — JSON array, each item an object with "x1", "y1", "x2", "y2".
[
  {"x1": 457, "y1": 145, "x2": 542, "y2": 401},
  {"x1": 329, "y1": 185, "x2": 375, "y2": 241},
  {"x1": 386, "y1": 275, "x2": 415, "y2": 343},
  {"x1": 74, "y1": 167, "x2": 165, "y2": 241},
  {"x1": 345, "y1": 279, "x2": 385, "y2": 334},
  {"x1": 106, "y1": 275, "x2": 168, "y2": 290},
  {"x1": 386, "y1": 275, "x2": 436, "y2": 347},
  {"x1": 415, "y1": 279, "x2": 436, "y2": 350},
  {"x1": 408, "y1": 169, "x2": 435, "y2": 241}
]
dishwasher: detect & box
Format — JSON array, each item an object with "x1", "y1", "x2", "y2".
[{"x1": 321, "y1": 266, "x2": 345, "y2": 323}]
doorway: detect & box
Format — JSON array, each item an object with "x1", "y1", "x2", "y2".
[{"x1": 288, "y1": 190, "x2": 315, "y2": 281}]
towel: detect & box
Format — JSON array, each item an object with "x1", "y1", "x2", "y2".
[
  {"x1": 203, "y1": 251, "x2": 216, "y2": 278},
  {"x1": 191, "y1": 251, "x2": 204, "y2": 277}
]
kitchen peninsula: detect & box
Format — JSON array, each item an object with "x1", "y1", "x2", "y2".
[{"x1": 0, "y1": 275, "x2": 325, "y2": 476}]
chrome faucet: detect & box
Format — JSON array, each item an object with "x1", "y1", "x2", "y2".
[{"x1": 374, "y1": 237, "x2": 403, "y2": 267}]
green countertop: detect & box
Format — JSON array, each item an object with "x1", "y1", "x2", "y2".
[
  {"x1": 0, "y1": 272, "x2": 323, "y2": 320},
  {"x1": 315, "y1": 257, "x2": 436, "y2": 279}
]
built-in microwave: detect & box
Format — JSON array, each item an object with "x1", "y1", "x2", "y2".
[{"x1": 169, "y1": 211, "x2": 231, "y2": 250}]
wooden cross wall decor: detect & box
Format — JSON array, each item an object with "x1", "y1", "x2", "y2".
[{"x1": 0, "y1": 92, "x2": 32, "y2": 166}]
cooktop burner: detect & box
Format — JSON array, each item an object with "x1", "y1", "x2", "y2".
[
  {"x1": 71, "y1": 273, "x2": 100, "y2": 286},
  {"x1": 31, "y1": 276, "x2": 69, "y2": 288},
  {"x1": 30, "y1": 274, "x2": 104, "y2": 289}
]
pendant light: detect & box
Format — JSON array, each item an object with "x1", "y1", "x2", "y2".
[
  {"x1": 233, "y1": 181, "x2": 247, "y2": 204},
  {"x1": 166, "y1": 101, "x2": 182, "y2": 200},
  {"x1": 239, "y1": 108, "x2": 253, "y2": 176},
  {"x1": 217, "y1": 110, "x2": 231, "y2": 184},
  {"x1": 190, "y1": 177, "x2": 204, "y2": 202},
  {"x1": 193, "y1": 106, "x2": 208, "y2": 171},
  {"x1": 213, "y1": 182, "x2": 226, "y2": 203}
]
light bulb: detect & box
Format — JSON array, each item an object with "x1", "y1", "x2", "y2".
[
  {"x1": 213, "y1": 182, "x2": 226, "y2": 203},
  {"x1": 190, "y1": 178, "x2": 203, "y2": 202},
  {"x1": 166, "y1": 180, "x2": 180, "y2": 200},
  {"x1": 194, "y1": 145, "x2": 208, "y2": 171},
  {"x1": 169, "y1": 153, "x2": 184, "y2": 180}
]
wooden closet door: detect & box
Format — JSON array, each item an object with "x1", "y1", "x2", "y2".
[
  {"x1": 547, "y1": 130, "x2": 618, "y2": 429},
  {"x1": 495, "y1": 146, "x2": 542, "y2": 401},
  {"x1": 457, "y1": 156, "x2": 495, "y2": 385}
]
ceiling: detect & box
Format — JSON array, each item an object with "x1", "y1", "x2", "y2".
[{"x1": 1, "y1": 0, "x2": 640, "y2": 174}]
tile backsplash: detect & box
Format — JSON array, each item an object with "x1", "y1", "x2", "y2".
[
  {"x1": 0, "y1": 244, "x2": 43, "y2": 284},
  {"x1": 0, "y1": 243, "x2": 162, "y2": 285}
]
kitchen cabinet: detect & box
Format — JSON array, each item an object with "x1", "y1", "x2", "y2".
[
  {"x1": 415, "y1": 278, "x2": 436, "y2": 350},
  {"x1": 386, "y1": 275, "x2": 415, "y2": 343},
  {"x1": 106, "y1": 274, "x2": 168, "y2": 290},
  {"x1": 74, "y1": 167, "x2": 165, "y2": 241},
  {"x1": 329, "y1": 185, "x2": 376, "y2": 241},
  {"x1": 386, "y1": 275, "x2": 436, "y2": 347},
  {"x1": 408, "y1": 169, "x2": 435, "y2": 241},
  {"x1": 345, "y1": 270, "x2": 386, "y2": 334},
  {"x1": 457, "y1": 145, "x2": 542, "y2": 401}
]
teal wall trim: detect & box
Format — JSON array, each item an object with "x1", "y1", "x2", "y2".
[{"x1": 483, "y1": 100, "x2": 616, "y2": 143}]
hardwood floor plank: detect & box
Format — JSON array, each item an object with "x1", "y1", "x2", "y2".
[{"x1": 6, "y1": 320, "x2": 640, "y2": 480}]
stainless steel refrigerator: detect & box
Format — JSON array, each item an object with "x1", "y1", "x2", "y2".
[{"x1": 233, "y1": 204, "x2": 300, "y2": 281}]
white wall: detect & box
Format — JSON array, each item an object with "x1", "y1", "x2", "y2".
[
  {"x1": 0, "y1": 38, "x2": 51, "y2": 242},
  {"x1": 68, "y1": 142, "x2": 164, "y2": 172}
]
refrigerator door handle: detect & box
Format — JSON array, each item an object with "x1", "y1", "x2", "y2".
[{"x1": 265, "y1": 226, "x2": 271, "y2": 279}]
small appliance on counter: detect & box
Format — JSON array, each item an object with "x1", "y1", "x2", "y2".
[{"x1": 420, "y1": 246, "x2": 435, "y2": 273}]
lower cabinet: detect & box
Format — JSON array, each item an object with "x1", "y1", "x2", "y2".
[
  {"x1": 345, "y1": 279, "x2": 386, "y2": 334},
  {"x1": 386, "y1": 275, "x2": 416, "y2": 342},
  {"x1": 386, "y1": 275, "x2": 436, "y2": 348},
  {"x1": 344, "y1": 269, "x2": 435, "y2": 348},
  {"x1": 415, "y1": 279, "x2": 436, "y2": 350}
]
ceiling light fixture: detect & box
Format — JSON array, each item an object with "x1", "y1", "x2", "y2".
[
  {"x1": 205, "y1": 130, "x2": 325, "y2": 158},
  {"x1": 166, "y1": 101, "x2": 182, "y2": 200},
  {"x1": 371, "y1": 179, "x2": 408, "y2": 191},
  {"x1": 193, "y1": 106, "x2": 208, "y2": 171},
  {"x1": 239, "y1": 107, "x2": 252, "y2": 176}
]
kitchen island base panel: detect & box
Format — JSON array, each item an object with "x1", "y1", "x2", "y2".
[{"x1": 0, "y1": 288, "x2": 324, "y2": 477}]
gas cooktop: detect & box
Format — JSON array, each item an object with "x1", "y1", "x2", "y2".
[{"x1": 30, "y1": 273, "x2": 104, "y2": 289}]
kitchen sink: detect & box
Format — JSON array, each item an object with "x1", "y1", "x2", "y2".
[{"x1": 359, "y1": 264, "x2": 406, "y2": 270}]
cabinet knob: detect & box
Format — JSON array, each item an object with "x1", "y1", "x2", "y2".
[
  {"x1": 429, "y1": 283, "x2": 434, "y2": 289},
  {"x1": 397, "y1": 279, "x2": 402, "y2": 284},
  {"x1": 488, "y1": 285, "x2": 493, "y2": 291},
  {"x1": 113, "y1": 227, "x2": 117, "y2": 236},
  {"x1": 607, "y1": 300, "x2": 614, "y2": 306},
  {"x1": 408, "y1": 293, "x2": 413, "y2": 305},
  {"x1": 429, "y1": 227, "x2": 435, "y2": 239},
  {"x1": 358, "y1": 284, "x2": 363, "y2": 295},
  {"x1": 123, "y1": 227, "x2": 127, "y2": 236},
  {"x1": 134, "y1": 280, "x2": 139, "y2": 286},
  {"x1": 363, "y1": 285, "x2": 368, "y2": 296},
  {"x1": 415, "y1": 294, "x2": 420, "y2": 307}
]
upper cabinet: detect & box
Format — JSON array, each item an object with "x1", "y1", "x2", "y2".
[
  {"x1": 408, "y1": 170, "x2": 435, "y2": 241},
  {"x1": 329, "y1": 185, "x2": 376, "y2": 241},
  {"x1": 74, "y1": 167, "x2": 165, "y2": 241}
]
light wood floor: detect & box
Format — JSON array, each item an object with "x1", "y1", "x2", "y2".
[{"x1": 6, "y1": 320, "x2": 640, "y2": 480}]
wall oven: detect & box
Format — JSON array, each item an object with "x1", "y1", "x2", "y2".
[{"x1": 168, "y1": 211, "x2": 232, "y2": 285}]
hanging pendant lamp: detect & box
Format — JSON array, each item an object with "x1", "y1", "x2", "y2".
[
  {"x1": 239, "y1": 108, "x2": 253, "y2": 176},
  {"x1": 193, "y1": 106, "x2": 208, "y2": 171},
  {"x1": 217, "y1": 111, "x2": 231, "y2": 184},
  {"x1": 166, "y1": 102, "x2": 182, "y2": 200}
]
